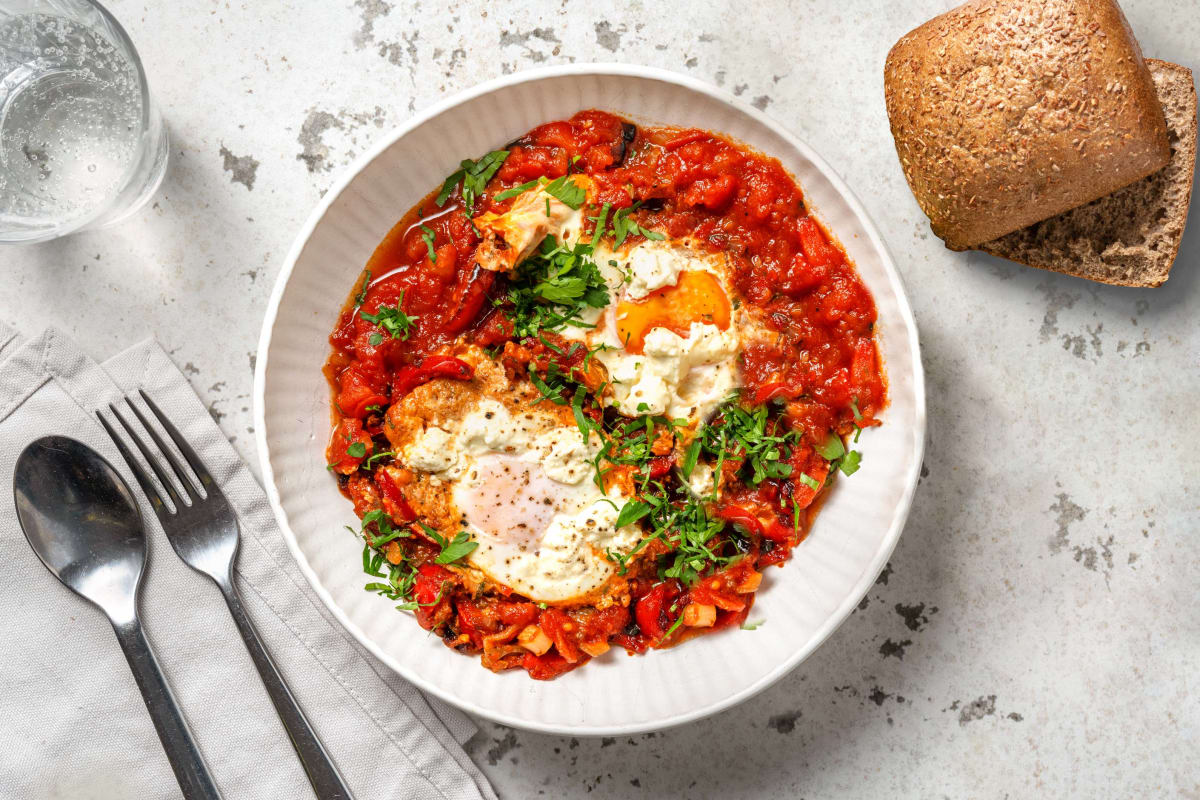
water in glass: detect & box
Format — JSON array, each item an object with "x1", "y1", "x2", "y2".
[{"x1": 0, "y1": 2, "x2": 166, "y2": 243}]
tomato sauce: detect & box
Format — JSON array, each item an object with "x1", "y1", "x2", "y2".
[{"x1": 324, "y1": 110, "x2": 886, "y2": 678}]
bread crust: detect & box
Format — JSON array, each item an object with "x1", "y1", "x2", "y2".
[
  {"x1": 884, "y1": 0, "x2": 1171, "y2": 250},
  {"x1": 980, "y1": 59, "x2": 1197, "y2": 287}
]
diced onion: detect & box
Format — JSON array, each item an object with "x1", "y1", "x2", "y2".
[
  {"x1": 682, "y1": 603, "x2": 716, "y2": 627},
  {"x1": 735, "y1": 571, "x2": 762, "y2": 594},
  {"x1": 579, "y1": 640, "x2": 610, "y2": 658},
  {"x1": 517, "y1": 624, "x2": 552, "y2": 655}
]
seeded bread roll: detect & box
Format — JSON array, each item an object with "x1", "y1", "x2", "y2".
[
  {"x1": 980, "y1": 59, "x2": 1196, "y2": 287},
  {"x1": 884, "y1": 0, "x2": 1171, "y2": 250}
]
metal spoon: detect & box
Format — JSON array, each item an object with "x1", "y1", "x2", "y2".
[{"x1": 13, "y1": 436, "x2": 222, "y2": 800}]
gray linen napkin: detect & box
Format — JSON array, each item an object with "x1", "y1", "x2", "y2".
[{"x1": 0, "y1": 324, "x2": 496, "y2": 800}]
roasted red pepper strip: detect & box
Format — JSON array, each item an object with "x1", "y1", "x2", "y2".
[
  {"x1": 337, "y1": 365, "x2": 389, "y2": 419},
  {"x1": 647, "y1": 454, "x2": 674, "y2": 479},
  {"x1": 634, "y1": 582, "x2": 680, "y2": 641},
  {"x1": 412, "y1": 563, "x2": 454, "y2": 630},
  {"x1": 746, "y1": 380, "x2": 792, "y2": 406},
  {"x1": 374, "y1": 468, "x2": 416, "y2": 523},
  {"x1": 444, "y1": 266, "x2": 495, "y2": 336},
  {"x1": 714, "y1": 504, "x2": 766, "y2": 538},
  {"x1": 327, "y1": 417, "x2": 373, "y2": 475},
  {"x1": 762, "y1": 518, "x2": 795, "y2": 544},
  {"x1": 391, "y1": 355, "x2": 474, "y2": 398},
  {"x1": 523, "y1": 651, "x2": 584, "y2": 680}
]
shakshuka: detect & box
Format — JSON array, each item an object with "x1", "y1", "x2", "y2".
[{"x1": 324, "y1": 110, "x2": 886, "y2": 680}]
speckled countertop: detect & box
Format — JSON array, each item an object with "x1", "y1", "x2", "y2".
[{"x1": 5, "y1": 1, "x2": 1199, "y2": 796}]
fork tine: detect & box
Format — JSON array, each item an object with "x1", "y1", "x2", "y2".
[
  {"x1": 123, "y1": 394, "x2": 205, "y2": 500},
  {"x1": 108, "y1": 402, "x2": 190, "y2": 510},
  {"x1": 98, "y1": 409, "x2": 176, "y2": 517},
  {"x1": 138, "y1": 389, "x2": 215, "y2": 491}
]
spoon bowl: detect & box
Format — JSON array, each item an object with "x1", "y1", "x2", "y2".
[
  {"x1": 12, "y1": 435, "x2": 222, "y2": 799},
  {"x1": 14, "y1": 436, "x2": 146, "y2": 621}
]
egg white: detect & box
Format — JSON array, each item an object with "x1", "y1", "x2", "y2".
[
  {"x1": 564, "y1": 238, "x2": 743, "y2": 425},
  {"x1": 400, "y1": 397, "x2": 639, "y2": 603}
]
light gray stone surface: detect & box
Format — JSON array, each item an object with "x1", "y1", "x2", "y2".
[{"x1": 4, "y1": 1, "x2": 1198, "y2": 796}]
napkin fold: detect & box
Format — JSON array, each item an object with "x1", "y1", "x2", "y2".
[{"x1": 0, "y1": 324, "x2": 496, "y2": 800}]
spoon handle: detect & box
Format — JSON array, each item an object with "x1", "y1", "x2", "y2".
[
  {"x1": 220, "y1": 579, "x2": 353, "y2": 799},
  {"x1": 112, "y1": 618, "x2": 223, "y2": 800}
]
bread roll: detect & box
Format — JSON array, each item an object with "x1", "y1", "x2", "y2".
[
  {"x1": 884, "y1": 0, "x2": 1171, "y2": 250},
  {"x1": 980, "y1": 59, "x2": 1196, "y2": 287}
]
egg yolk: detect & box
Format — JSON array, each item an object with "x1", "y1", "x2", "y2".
[{"x1": 616, "y1": 270, "x2": 731, "y2": 354}]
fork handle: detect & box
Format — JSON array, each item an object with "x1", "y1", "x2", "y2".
[
  {"x1": 112, "y1": 617, "x2": 223, "y2": 800},
  {"x1": 220, "y1": 578, "x2": 353, "y2": 800}
]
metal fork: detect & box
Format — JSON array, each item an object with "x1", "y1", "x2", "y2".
[{"x1": 99, "y1": 390, "x2": 353, "y2": 800}]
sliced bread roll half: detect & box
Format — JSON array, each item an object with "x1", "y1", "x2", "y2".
[
  {"x1": 979, "y1": 59, "x2": 1196, "y2": 287},
  {"x1": 884, "y1": 0, "x2": 1171, "y2": 250}
]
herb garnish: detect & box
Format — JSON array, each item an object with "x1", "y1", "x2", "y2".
[
  {"x1": 360, "y1": 289, "x2": 417, "y2": 341},
  {"x1": 662, "y1": 610, "x2": 685, "y2": 640},
  {"x1": 504, "y1": 236, "x2": 610, "y2": 340},
  {"x1": 542, "y1": 175, "x2": 586, "y2": 209},
  {"x1": 614, "y1": 500, "x2": 652, "y2": 529},
  {"x1": 816, "y1": 432, "x2": 863, "y2": 478},
  {"x1": 363, "y1": 450, "x2": 395, "y2": 468},
  {"x1": 419, "y1": 523, "x2": 480, "y2": 564},
  {"x1": 435, "y1": 149, "x2": 509, "y2": 215},
  {"x1": 419, "y1": 224, "x2": 437, "y2": 262},
  {"x1": 358, "y1": 510, "x2": 422, "y2": 609},
  {"x1": 694, "y1": 394, "x2": 801, "y2": 487},
  {"x1": 494, "y1": 178, "x2": 540, "y2": 202},
  {"x1": 355, "y1": 269, "x2": 371, "y2": 306},
  {"x1": 610, "y1": 202, "x2": 665, "y2": 249}
]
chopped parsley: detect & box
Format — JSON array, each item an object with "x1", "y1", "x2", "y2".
[
  {"x1": 837, "y1": 449, "x2": 862, "y2": 476},
  {"x1": 504, "y1": 236, "x2": 610, "y2": 340},
  {"x1": 358, "y1": 511, "x2": 420, "y2": 610},
  {"x1": 614, "y1": 500, "x2": 652, "y2": 529},
  {"x1": 597, "y1": 391, "x2": 866, "y2": 586},
  {"x1": 681, "y1": 436, "x2": 703, "y2": 480},
  {"x1": 494, "y1": 178, "x2": 540, "y2": 202},
  {"x1": 419, "y1": 523, "x2": 479, "y2": 564},
  {"x1": 435, "y1": 149, "x2": 509, "y2": 215},
  {"x1": 817, "y1": 431, "x2": 863, "y2": 477},
  {"x1": 360, "y1": 290, "x2": 417, "y2": 341},
  {"x1": 363, "y1": 450, "x2": 395, "y2": 468},
  {"x1": 662, "y1": 610, "x2": 685, "y2": 640},
  {"x1": 419, "y1": 224, "x2": 437, "y2": 262},
  {"x1": 570, "y1": 384, "x2": 602, "y2": 444},
  {"x1": 649, "y1": 493, "x2": 732, "y2": 586},
  {"x1": 589, "y1": 202, "x2": 612, "y2": 244},
  {"x1": 354, "y1": 269, "x2": 371, "y2": 306},
  {"x1": 610, "y1": 202, "x2": 665, "y2": 249},
  {"x1": 694, "y1": 394, "x2": 801, "y2": 488},
  {"x1": 542, "y1": 175, "x2": 586, "y2": 209},
  {"x1": 817, "y1": 435, "x2": 845, "y2": 460}
]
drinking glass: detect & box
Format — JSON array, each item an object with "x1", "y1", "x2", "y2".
[{"x1": 0, "y1": 0, "x2": 167, "y2": 243}]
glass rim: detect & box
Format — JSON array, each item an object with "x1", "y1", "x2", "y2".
[{"x1": 0, "y1": 0, "x2": 161, "y2": 243}]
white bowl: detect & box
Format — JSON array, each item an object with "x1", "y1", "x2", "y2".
[{"x1": 255, "y1": 64, "x2": 925, "y2": 735}]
